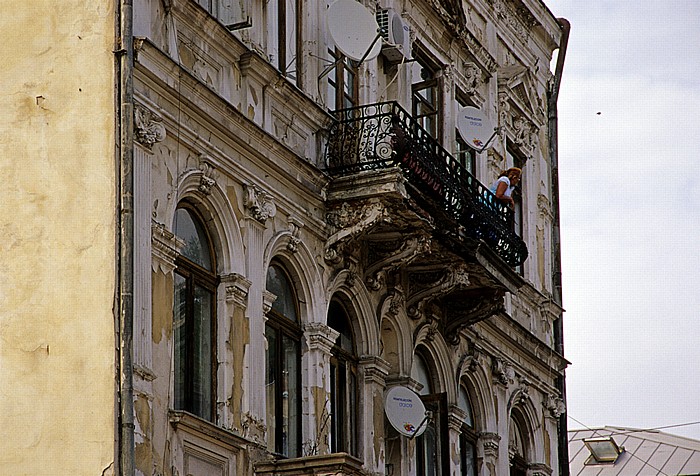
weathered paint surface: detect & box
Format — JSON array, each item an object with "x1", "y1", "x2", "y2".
[{"x1": 0, "y1": 1, "x2": 116, "y2": 474}]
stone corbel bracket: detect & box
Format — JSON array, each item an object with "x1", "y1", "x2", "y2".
[
  {"x1": 545, "y1": 393, "x2": 566, "y2": 419},
  {"x1": 492, "y1": 356, "x2": 514, "y2": 387},
  {"x1": 406, "y1": 263, "x2": 471, "y2": 320},
  {"x1": 324, "y1": 199, "x2": 390, "y2": 265},
  {"x1": 221, "y1": 273, "x2": 252, "y2": 307},
  {"x1": 442, "y1": 290, "x2": 504, "y2": 345},
  {"x1": 365, "y1": 234, "x2": 432, "y2": 291},
  {"x1": 243, "y1": 183, "x2": 277, "y2": 223},
  {"x1": 198, "y1": 155, "x2": 218, "y2": 196},
  {"x1": 457, "y1": 341, "x2": 484, "y2": 377},
  {"x1": 286, "y1": 215, "x2": 304, "y2": 253},
  {"x1": 134, "y1": 103, "x2": 166, "y2": 150}
]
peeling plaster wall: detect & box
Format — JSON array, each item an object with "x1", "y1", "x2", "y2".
[{"x1": 0, "y1": 1, "x2": 117, "y2": 474}]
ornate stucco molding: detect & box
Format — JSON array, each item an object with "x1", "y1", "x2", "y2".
[
  {"x1": 492, "y1": 356, "x2": 514, "y2": 387},
  {"x1": 151, "y1": 222, "x2": 184, "y2": 274},
  {"x1": 480, "y1": 432, "x2": 501, "y2": 458},
  {"x1": 303, "y1": 322, "x2": 339, "y2": 355},
  {"x1": 324, "y1": 199, "x2": 389, "y2": 264},
  {"x1": 134, "y1": 104, "x2": 166, "y2": 150},
  {"x1": 286, "y1": 216, "x2": 304, "y2": 253},
  {"x1": 365, "y1": 234, "x2": 431, "y2": 291},
  {"x1": 198, "y1": 156, "x2": 217, "y2": 196},
  {"x1": 243, "y1": 183, "x2": 276, "y2": 223},
  {"x1": 221, "y1": 273, "x2": 251, "y2": 307},
  {"x1": 545, "y1": 393, "x2": 566, "y2": 419},
  {"x1": 359, "y1": 355, "x2": 391, "y2": 386}
]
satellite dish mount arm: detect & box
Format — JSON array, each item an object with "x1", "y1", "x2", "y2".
[
  {"x1": 408, "y1": 410, "x2": 433, "y2": 440},
  {"x1": 477, "y1": 126, "x2": 503, "y2": 154}
]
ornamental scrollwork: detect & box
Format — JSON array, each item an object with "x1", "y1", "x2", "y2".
[
  {"x1": 545, "y1": 394, "x2": 566, "y2": 419},
  {"x1": 243, "y1": 183, "x2": 276, "y2": 223},
  {"x1": 134, "y1": 104, "x2": 166, "y2": 150}
]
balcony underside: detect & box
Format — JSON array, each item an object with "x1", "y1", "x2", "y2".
[{"x1": 325, "y1": 168, "x2": 524, "y2": 340}]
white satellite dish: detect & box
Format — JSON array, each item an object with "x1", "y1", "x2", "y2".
[
  {"x1": 327, "y1": 0, "x2": 382, "y2": 62},
  {"x1": 384, "y1": 386, "x2": 429, "y2": 438},
  {"x1": 457, "y1": 106, "x2": 498, "y2": 152}
]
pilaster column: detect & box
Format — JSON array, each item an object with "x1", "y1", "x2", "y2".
[
  {"x1": 479, "y1": 432, "x2": 501, "y2": 476},
  {"x1": 241, "y1": 183, "x2": 276, "y2": 435},
  {"x1": 133, "y1": 103, "x2": 165, "y2": 377},
  {"x1": 302, "y1": 322, "x2": 340, "y2": 455},
  {"x1": 359, "y1": 356, "x2": 391, "y2": 474},
  {"x1": 218, "y1": 273, "x2": 251, "y2": 429}
]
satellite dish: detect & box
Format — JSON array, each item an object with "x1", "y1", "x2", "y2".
[
  {"x1": 384, "y1": 386, "x2": 429, "y2": 438},
  {"x1": 457, "y1": 106, "x2": 498, "y2": 151},
  {"x1": 327, "y1": 0, "x2": 382, "y2": 62}
]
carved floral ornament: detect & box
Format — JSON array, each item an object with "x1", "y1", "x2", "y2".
[
  {"x1": 198, "y1": 156, "x2": 217, "y2": 196},
  {"x1": 243, "y1": 183, "x2": 276, "y2": 223},
  {"x1": 134, "y1": 104, "x2": 166, "y2": 150}
]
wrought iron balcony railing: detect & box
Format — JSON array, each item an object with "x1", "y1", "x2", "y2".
[{"x1": 325, "y1": 101, "x2": 527, "y2": 267}]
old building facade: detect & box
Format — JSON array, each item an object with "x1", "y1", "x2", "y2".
[{"x1": 1, "y1": 0, "x2": 569, "y2": 475}]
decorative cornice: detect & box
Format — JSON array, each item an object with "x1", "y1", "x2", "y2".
[
  {"x1": 151, "y1": 222, "x2": 184, "y2": 274},
  {"x1": 243, "y1": 183, "x2": 276, "y2": 223},
  {"x1": 480, "y1": 432, "x2": 501, "y2": 458},
  {"x1": 358, "y1": 355, "x2": 391, "y2": 385},
  {"x1": 134, "y1": 104, "x2": 166, "y2": 150},
  {"x1": 303, "y1": 322, "x2": 340, "y2": 354},
  {"x1": 221, "y1": 273, "x2": 251, "y2": 307},
  {"x1": 262, "y1": 290, "x2": 277, "y2": 315}
]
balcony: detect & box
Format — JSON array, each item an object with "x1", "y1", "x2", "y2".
[{"x1": 325, "y1": 101, "x2": 527, "y2": 268}]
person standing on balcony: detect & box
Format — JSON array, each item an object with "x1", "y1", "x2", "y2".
[{"x1": 490, "y1": 167, "x2": 521, "y2": 208}]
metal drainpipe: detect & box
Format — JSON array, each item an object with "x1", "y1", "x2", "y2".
[
  {"x1": 116, "y1": 0, "x2": 135, "y2": 474},
  {"x1": 549, "y1": 17, "x2": 570, "y2": 476}
]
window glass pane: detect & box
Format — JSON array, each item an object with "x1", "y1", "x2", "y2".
[
  {"x1": 284, "y1": 0, "x2": 297, "y2": 82},
  {"x1": 265, "y1": 326, "x2": 278, "y2": 452},
  {"x1": 411, "y1": 353, "x2": 432, "y2": 395},
  {"x1": 282, "y1": 334, "x2": 300, "y2": 456},
  {"x1": 175, "y1": 208, "x2": 212, "y2": 270},
  {"x1": 192, "y1": 284, "x2": 213, "y2": 419},
  {"x1": 173, "y1": 273, "x2": 187, "y2": 411},
  {"x1": 460, "y1": 433, "x2": 477, "y2": 476},
  {"x1": 266, "y1": 265, "x2": 298, "y2": 321},
  {"x1": 458, "y1": 386, "x2": 473, "y2": 427},
  {"x1": 328, "y1": 301, "x2": 353, "y2": 352},
  {"x1": 266, "y1": 0, "x2": 280, "y2": 69},
  {"x1": 349, "y1": 369, "x2": 357, "y2": 455}
]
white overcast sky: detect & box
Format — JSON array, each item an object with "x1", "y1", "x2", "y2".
[{"x1": 544, "y1": 1, "x2": 700, "y2": 440}]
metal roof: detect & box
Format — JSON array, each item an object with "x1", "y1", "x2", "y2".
[{"x1": 569, "y1": 426, "x2": 700, "y2": 476}]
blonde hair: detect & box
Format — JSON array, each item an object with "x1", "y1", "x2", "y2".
[{"x1": 498, "y1": 167, "x2": 522, "y2": 178}]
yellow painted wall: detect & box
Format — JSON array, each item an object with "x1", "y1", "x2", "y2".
[{"x1": 0, "y1": 1, "x2": 117, "y2": 473}]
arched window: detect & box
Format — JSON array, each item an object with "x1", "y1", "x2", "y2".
[
  {"x1": 265, "y1": 263, "x2": 302, "y2": 457},
  {"x1": 509, "y1": 414, "x2": 528, "y2": 476},
  {"x1": 458, "y1": 385, "x2": 477, "y2": 476},
  {"x1": 173, "y1": 205, "x2": 217, "y2": 421},
  {"x1": 411, "y1": 351, "x2": 449, "y2": 476},
  {"x1": 328, "y1": 300, "x2": 358, "y2": 455}
]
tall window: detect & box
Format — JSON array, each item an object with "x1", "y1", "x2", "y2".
[
  {"x1": 509, "y1": 415, "x2": 528, "y2": 476},
  {"x1": 266, "y1": 0, "x2": 299, "y2": 84},
  {"x1": 265, "y1": 263, "x2": 302, "y2": 457},
  {"x1": 173, "y1": 205, "x2": 217, "y2": 421},
  {"x1": 327, "y1": 48, "x2": 358, "y2": 111},
  {"x1": 412, "y1": 54, "x2": 441, "y2": 139},
  {"x1": 328, "y1": 300, "x2": 358, "y2": 455},
  {"x1": 412, "y1": 352, "x2": 449, "y2": 476},
  {"x1": 458, "y1": 386, "x2": 478, "y2": 476}
]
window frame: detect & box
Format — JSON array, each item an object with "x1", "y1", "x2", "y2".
[
  {"x1": 267, "y1": 0, "x2": 301, "y2": 83},
  {"x1": 265, "y1": 263, "x2": 303, "y2": 458},
  {"x1": 328, "y1": 300, "x2": 359, "y2": 456},
  {"x1": 172, "y1": 204, "x2": 218, "y2": 422},
  {"x1": 412, "y1": 52, "x2": 442, "y2": 140},
  {"x1": 458, "y1": 385, "x2": 478, "y2": 476},
  {"x1": 327, "y1": 48, "x2": 359, "y2": 111}
]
